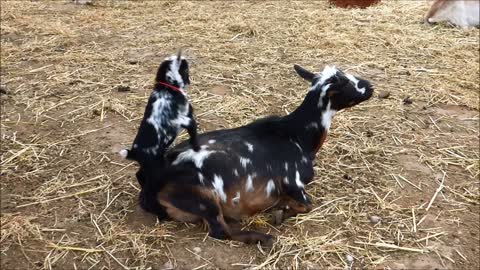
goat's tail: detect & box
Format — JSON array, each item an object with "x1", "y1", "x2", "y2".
[{"x1": 119, "y1": 148, "x2": 137, "y2": 161}]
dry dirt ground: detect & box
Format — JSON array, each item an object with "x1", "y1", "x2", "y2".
[{"x1": 1, "y1": 1, "x2": 479, "y2": 269}]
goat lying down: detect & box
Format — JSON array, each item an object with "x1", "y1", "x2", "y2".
[{"x1": 143, "y1": 64, "x2": 374, "y2": 245}]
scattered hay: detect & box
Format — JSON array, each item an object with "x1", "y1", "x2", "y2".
[{"x1": 1, "y1": 0, "x2": 478, "y2": 269}]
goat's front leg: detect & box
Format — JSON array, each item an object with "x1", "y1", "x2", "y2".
[
  {"x1": 184, "y1": 118, "x2": 200, "y2": 151},
  {"x1": 273, "y1": 193, "x2": 313, "y2": 225}
]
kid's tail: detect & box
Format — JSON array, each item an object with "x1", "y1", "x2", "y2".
[{"x1": 119, "y1": 148, "x2": 145, "y2": 164}]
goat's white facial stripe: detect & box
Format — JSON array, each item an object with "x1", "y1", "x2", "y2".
[
  {"x1": 295, "y1": 171, "x2": 304, "y2": 188},
  {"x1": 320, "y1": 66, "x2": 338, "y2": 85},
  {"x1": 244, "y1": 142, "x2": 254, "y2": 153},
  {"x1": 239, "y1": 157, "x2": 252, "y2": 169},
  {"x1": 345, "y1": 74, "x2": 366, "y2": 94},
  {"x1": 309, "y1": 66, "x2": 338, "y2": 92},
  {"x1": 212, "y1": 174, "x2": 226, "y2": 202},
  {"x1": 321, "y1": 101, "x2": 336, "y2": 130},
  {"x1": 265, "y1": 180, "x2": 275, "y2": 197},
  {"x1": 172, "y1": 149, "x2": 214, "y2": 168},
  {"x1": 245, "y1": 174, "x2": 254, "y2": 192},
  {"x1": 165, "y1": 55, "x2": 185, "y2": 89}
]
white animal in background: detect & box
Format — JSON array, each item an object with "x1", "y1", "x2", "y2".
[
  {"x1": 73, "y1": 0, "x2": 93, "y2": 5},
  {"x1": 425, "y1": 0, "x2": 480, "y2": 28}
]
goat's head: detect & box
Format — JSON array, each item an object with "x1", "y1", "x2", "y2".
[
  {"x1": 155, "y1": 50, "x2": 190, "y2": 89},
  {"x1": 294, "y1": 65, "x2": 373, "y2": 111}
]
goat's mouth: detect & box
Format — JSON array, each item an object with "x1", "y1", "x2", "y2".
[{"x1": 364, "y1": 86, "x2": 374, "y2": 100}]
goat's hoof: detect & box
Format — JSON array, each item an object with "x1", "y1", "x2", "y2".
[
  {"x1": 272, "y1": 210, "x2": 284, "y2": 225},
  {"x1": 208, "y1": 229, "x2": 229, "y2": 240}
]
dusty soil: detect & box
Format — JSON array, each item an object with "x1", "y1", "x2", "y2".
[{"x1": 1, "y1": 1, "x2": 479, "y2": 270}]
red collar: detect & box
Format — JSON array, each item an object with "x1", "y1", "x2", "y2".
[{"x1": 156, "y1": 81, "x2": 183, "y2": 93}]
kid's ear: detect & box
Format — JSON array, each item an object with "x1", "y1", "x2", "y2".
[{"x1": 293, "y1": 64, "x2": 315, "y2": 82}]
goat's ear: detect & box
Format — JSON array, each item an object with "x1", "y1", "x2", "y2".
[{"x1": 293, "y1": 65, "x2": 315, "y2": 82}]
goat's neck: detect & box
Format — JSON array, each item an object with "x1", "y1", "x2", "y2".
[{"x1": 284, "y1": 91, "x2": 332, "y2": 159}]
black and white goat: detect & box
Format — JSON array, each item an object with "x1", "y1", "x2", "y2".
[
  {"x1": 120, "y1": 52, "x2": 199, "y2": 212},
  {"x1": 144, "y1": 64, "x2": 374, "y2": 245}
]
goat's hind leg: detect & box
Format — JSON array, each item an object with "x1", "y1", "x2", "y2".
[
  {"x1": 163, "y1": 187, "x2": 273, "y2": 245},
  {"x1": 161, "y1": 187, "x2": 230, "y2": 238}
]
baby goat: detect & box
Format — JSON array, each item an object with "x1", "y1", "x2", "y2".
[
  {"x1": 143, "y1": 64, "x2": 374, "y2": 245},
  {"x1": 120, "y1": 52, "x2": 199, "y2": 214}
]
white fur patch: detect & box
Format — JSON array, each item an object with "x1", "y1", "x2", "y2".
[
  {"x1": 244, "y1": 142, "x2": 254, "y2": 153},
  {"x1": 295, "y1": 171, "x2": 304, "y2": 188},
  {"x1": 212, "y1": 174, "x2": 226, "y2": 202},
  {"x1": 284, "y1": 162, "x2": 289, "y2": 172},
  {"x1": 301, "y1": 156, "x2": 308, "y2": 164},
  {"x1": 283, "y1": 176, "x2": 289, "y2": 184},
  {"x1": 245, "y1": 174, "x2": 254, "y2": 192},
  {"x1": 198, "y1": 172, "x2": 205, "y2": 185},
  {"x1": 208, "y1": 139, "x2": 216, "y2": 144},
  {"x1": 306, "y1": 122, "x2": 319, "y2": 130},
  {"x1": 232, "y1": 192, "x2": 240, "y2": 205},
  {"x1": 321, "y1": 101, "x2": 337, "y2": 130},
  {"x1": 147, "y1": 96, "x2": 170, "y2": 132},
  {"x1": 233, "y1": 169, "x2": 239, "y2": 177},
  {"x1": 172, "y1": 149, "x2": 214, "y2": 168},
  {"x1": 302, "y1": 190, "x2": 307, "y2": 201},
  {"x1": 239, "y1": 157, "x2": 252, "y2": 169},
  {"x1": 119, "y1": 149, "x2": 128, "y2": 159},
  {"x1": 265, "y1": 180, "x2": 275, "y2": 197},
  {"x1": 171, "y1": 115, "x2": 191, "y2": 128}
]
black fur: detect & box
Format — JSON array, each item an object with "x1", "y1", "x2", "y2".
[
  {"x1": 121, "y1": 53, "x2": 200, "y2": 218},
  {"x1": 142, "y1": 65, "x2": 374, "y2": 225}
]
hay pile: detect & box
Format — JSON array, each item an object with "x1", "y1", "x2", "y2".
[{"x1": 1, "y1": 1, "x2": 478, "y2": 269}]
